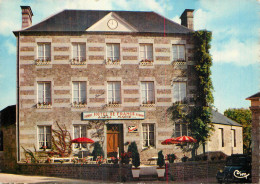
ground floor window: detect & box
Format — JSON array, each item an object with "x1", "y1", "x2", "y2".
[
  {"x1": 73, "y1": 125, "x2": 87, "y2": 149},
  {"x1": 175, "y1": 123, "x2": 189, "y2": 137},
  {"x1": 142, "y1": 124, "x2": 155, "y2": 148},
  {"x1": 38, "y1": 126, "x2": 51, "y2": 150}
]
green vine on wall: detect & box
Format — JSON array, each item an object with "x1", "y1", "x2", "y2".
[
  {"x1": 190, "y1": 30, "x2": 214, "y2": 145},
  {"x1": 167, "y1": 31, "x2": 214, "y2": 154}
]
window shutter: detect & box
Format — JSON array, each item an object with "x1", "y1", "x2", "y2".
[
  {"x1": 172, "y1": 45, "x2": 177, "y2": 61},
  {"x1": 38, "y1": 83, "x2": 44, "y2": 103},
  {"x1": 45, "y1": 44, "x2": 51, "y2": 59},
  {"x1": 114, "y1": 44, "x2": 120, "y2": 60},
  {"x1": 147, "y1": 45, "x2": 153, "y2": 60},
  {"x1": 179, "y1": 45, "x2": 185, "y2": 60}
]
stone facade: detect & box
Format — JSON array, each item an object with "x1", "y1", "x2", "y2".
[
  {"x1": 246, "y1": 93, "x2": 260, "y2": 184},
  {"x1": 197, "y1": 123, "x2": 243, "y2": 156},
  {"x1": 17, "y1": 33, "x2": 196, "y2": 162}
]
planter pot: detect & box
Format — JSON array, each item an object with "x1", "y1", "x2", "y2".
[
  {"x1": 132, "y1": 168, "x2": 140, "y2": 178},
  {"x1": 156, "y1": 167, "x2": 165, "y2": 178}
]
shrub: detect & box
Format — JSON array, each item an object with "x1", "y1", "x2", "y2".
[
  {"x1": 167, "y1": 154, "x2": 177, "y2": 163},
  {"x1": 157, "y1": 150, "x2": 165, "y2": 168},
  {"x1": 120, "y1": 152, "x2": 131, "y2": 164},
  {"x1": 181, "y1": 155, "x2": 188, "y2": 162},
  {"x1": 91, "y1": 142, "x2": 104, "y2": 161},
  {"x1": 127, "y1": 141, "x2": 138, "y2": 157},
  {"x1": 132, "y1": 152, "x2": 140, "y2": 168}
]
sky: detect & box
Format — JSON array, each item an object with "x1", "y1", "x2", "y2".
[{"x1": 0, "y1": 0, "x2": 259, "y2": 113}]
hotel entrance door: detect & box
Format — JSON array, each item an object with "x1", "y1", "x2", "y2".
[{"x1": 107, "y1": 124, "x2": 123, "y2": 157}]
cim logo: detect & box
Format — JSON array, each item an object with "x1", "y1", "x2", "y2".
[{"x1": 233, "y1": 170, "x2": 250, "y2": 179}]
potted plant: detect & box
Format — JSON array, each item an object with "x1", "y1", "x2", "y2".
[
  {"x1": 91, "y1": 142, "x2": 104, "y2": 161},
  {"x1": 156, "y1": 150, "x2": 165, "y2": 178},
  {"x1": 128, "y1": 142, "x2": 141, "y2": 179},
  {"x1": 167, "y1": 154, "x2": 177, "y2": 163},
  {"x1": 120, "y1": 152, "x2": 131, "y2": 164},
  {"x1": 181, "y1": 155, "x2": 188, "y2": 162}
]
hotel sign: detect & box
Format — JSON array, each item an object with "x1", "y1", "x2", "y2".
[{"x1": 82, "y1": 111, "x2": 145, "y2": 120}]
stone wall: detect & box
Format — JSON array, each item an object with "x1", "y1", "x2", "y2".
[
  {"x1": 18, "y1": 33, "x2": 196, "y2": 162},
  {"x1": 17, "y1": 163, "x2": 132, "y2": 182},
  {"x1": 167, "y1": 160, "x2": 225, "y2": 181},
  {"x1": 0, "y1": 124, "x2": 17, "y2": 172},
  {"x1": 250, "y1": 106, "x2": 260, "y2": 183}
]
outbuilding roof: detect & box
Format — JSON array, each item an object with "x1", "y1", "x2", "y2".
[
  {"x1": 211, "y1": 110, "x2": 242, "y2": 127},
  {"x1": 246, "y1": 92, "x2": 260, "y2": 100},
  {"x1": 14, "y1": 10, "x2": 192, "y2": 34}
]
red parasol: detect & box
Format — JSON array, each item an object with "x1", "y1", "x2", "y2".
[
  {"x1": 173, "y1": 136, "x2": 197, "y2": 143},
  {"x1": 71, "y1": 137, "x2": 94, "y2": 143},
  {"x1": 71, "y1": 137, "x2": 94, "y2": 158},
  {"x1": 161, "y1": 138, "x2": 180, "y2": 145}
]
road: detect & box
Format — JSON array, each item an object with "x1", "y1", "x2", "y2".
[{"x1": 0, "y1": 173, "x2": 217, "y2": 183}]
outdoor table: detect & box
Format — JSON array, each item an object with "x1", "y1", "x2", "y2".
[{"x1": 147, "y1": 157, "x2": 158, "y2": 165}]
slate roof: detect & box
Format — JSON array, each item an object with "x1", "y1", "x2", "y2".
[
  {"x1": 246, "y1": 92, "x2": 260, "y2": 99},
  {"x1": 14, "y1": 10, "x2": 192, "y2": 34},
  {"x1": 211, "y1": 109, "x2": 242, "y2": 127}
]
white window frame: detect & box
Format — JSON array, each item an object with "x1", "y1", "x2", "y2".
[
  {"x1": 72, "y1": 43, "x2": 86, "y2": 61},
  {"x1": 107, "y1": 81, "x2": 121, "y2": 104},
  {"x1": 37, "y1": 82, "x2": 51, "y2": 104},
  {"x1": 174, "y1": 123, "x2": 189, "y2": 137},
  {"x1": 37, "y1": 125, "x2": 52, "y2": 151},
  {"x1": 106, "y1": 43, "x2": 120, "y2": 61},
  {"x1": 139, "y1": 44, "x2": 153, "y2": 61},
  {"x1": 173, "y1": 82, "x2": 187, "y2": 104},
  {"x1": 141, "y1": 81, "x2": 155, "y2": 104},
  {"x1": 72, "y1": 81, "x2": 87, "y2": 104},
  {"x1": 73, "y1": 125, "x2": 87, "y2": 149},
  {"x1": 172, "y1": 44, "x2": 185, "y2": 61},
  {"x1": 37, "y1": 43, "x2": 51, "y2": 61},
  {"x1": 142, "y1": 124, "x2": 155, "y2": 148}
]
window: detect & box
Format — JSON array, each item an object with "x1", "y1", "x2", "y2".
[
  {"x1": 141, "y1": 82, "x2": 154, "y2": 104},
  {"x1": 107, "y1": 44, "x2": 120, "y2": 61},
  {"x1": 38, "y1": 43, "x2": 51, "y2": 61},
  {"x1": 175, "y1": 123, "x2": 189, "y2": 137},
  {"x1": 74, "y1": 125, "x2": 87, "y2": 149},
  {"x1": 142, "y1": 124, "x2": 155, "y2": 147},
  {"x1": 0, "y1": 131, "x2": 3, "y2": 151},
  {"x1": 72, "y1": 82, "x2": 86, "y2": 104},
  {"x1": 172, "y1": 45, "x2": 185, "y2": 61},
  {"x1": 38, "y1": 82, "x2": 51, "y2": 104},
  {"x1": 232, "y1": 129, "x2": 236, "y2": 147},
  {"x1": 140, "y1": 44, "x2": 153, "y2": 61},
  {"x1": 219, "y1": 128, "x2": 224, "y2": 147},
  {"x1": 72, "y1": 43, "x2": 86, "y2": 61},
  {"x1": 107, "y1": 82, "x2": 121, "y2": 104},
  {"x1": 173, "y1": 82, "x2": 187, "y2": 103},
  {"x1": 38, "y1": 126, "x2": 51, "y2": 150}
]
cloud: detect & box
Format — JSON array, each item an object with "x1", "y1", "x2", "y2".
[
  {"x1": 211, "y1": 38, "x2": 258, "y2": 66},
  {"x1": 5, "y1": 40, "x2": 16, "y2": 55},
  {"x1": 172, "y1": 15, "x2": 181, "y2": 24},
  {"x1": 194, "y1": 0, "x2": 259, "y2": 66}
]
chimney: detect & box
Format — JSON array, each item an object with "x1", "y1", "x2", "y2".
[
  {"x1": 21, "y1": 6, "x2": 33, "y2": 29},
  {"x1": 180, "y1": 9, "x2": 194, "y2": 30}
]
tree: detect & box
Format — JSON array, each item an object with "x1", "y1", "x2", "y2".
[
  {"x1": 91, "y1": 142, "x2": 104, "y2": 161},
  {"x1": 52, "y1": 121, "x2": 72, "y2": 157},
  {"x1": 224, "y1": 108, "x2": 252, "y2": 155}
]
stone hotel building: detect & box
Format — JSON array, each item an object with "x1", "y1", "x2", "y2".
[{"x1": 14, "y1": 6, "x2": 221, "y2": 162}]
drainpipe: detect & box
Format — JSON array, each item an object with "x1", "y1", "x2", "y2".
[{"x1": 16, "y1": 32, "x2": 20, "y2": 162}]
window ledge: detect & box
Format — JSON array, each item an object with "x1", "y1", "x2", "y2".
[
  {"x1": 141, "y1": 103, "x2": 155, "y2": 107},
  {"x1": 172, "y1": 61, "x2": 186, "y2": 66},
  {"x1": 106, "y1": 60, "x2": 121, "y2": 65},
  {"x1": 140, "y1": 61, "x2": 154, "y2": 66},
  {"x1": 37, "y1": 104, "x2": 52, "y2": 109},
  {"x1": 106, "y1": 103, "x2": 121, "y2": 108},
  {"x1": 72, "y1": 104, "x2": 87, "y2": 108},
  {"x1": 35, "y1": 60, "x2": 51, "y2": 65},
  {"x1": 70, "y1": 59, "x2": 86, "y2": 65}
]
